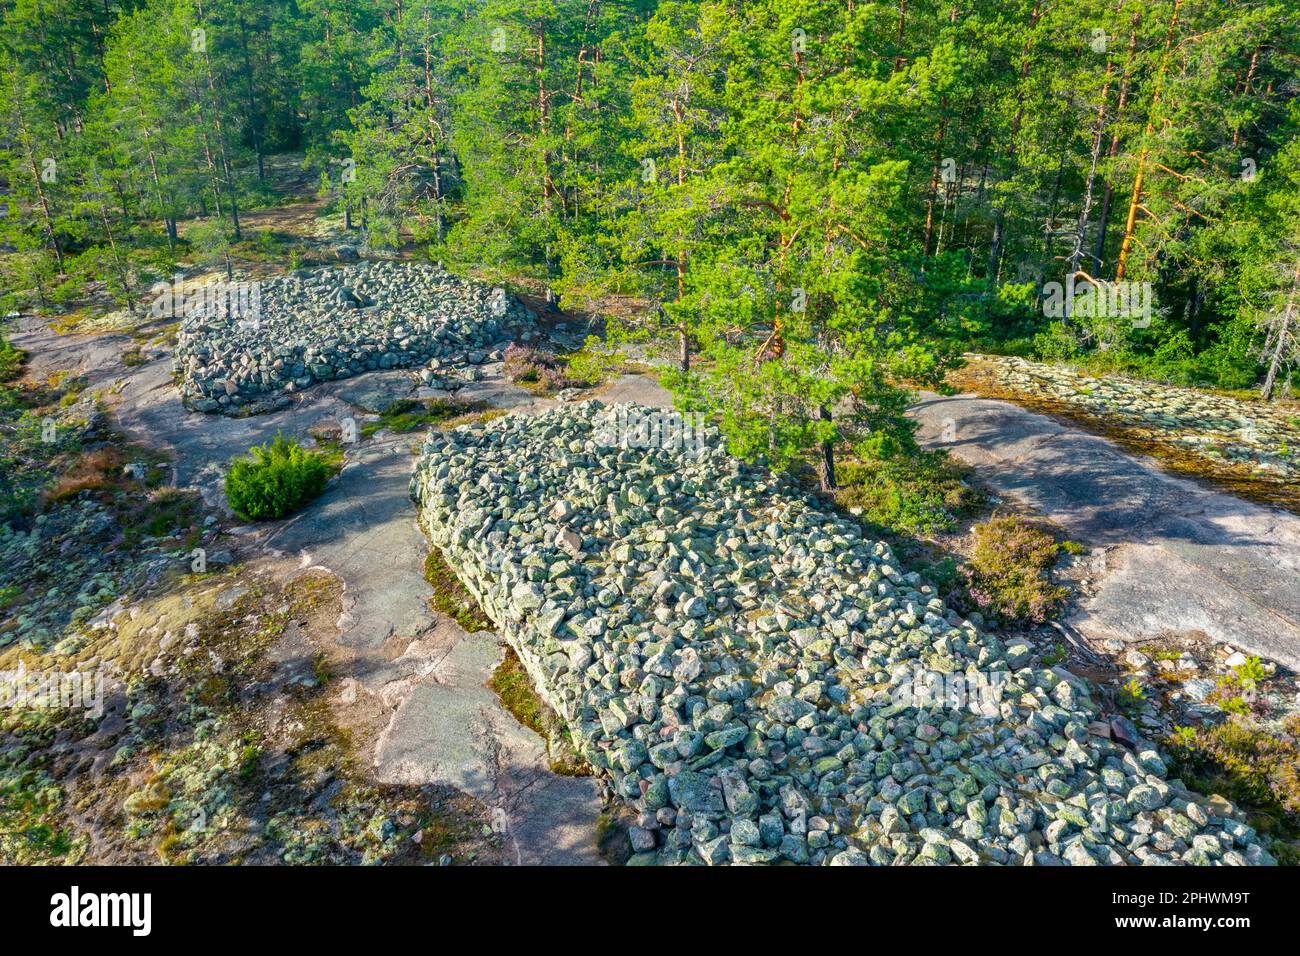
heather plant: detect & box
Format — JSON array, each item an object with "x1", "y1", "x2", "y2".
[
  {"x1": 962, "y1": 516, "x2": 1069, "y2": 624},
  {"x1": 502, "y1": 343, "x2": 582, "y2": 392},
  {"x1": 1168, "y1": 715, "x2": 1300, "y2": 833}
]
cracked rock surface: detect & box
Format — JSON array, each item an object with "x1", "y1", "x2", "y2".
[
  {"x1": 911, "y1": 385, "x2": 1300, "y2": 670},
  {"x1": 174, "y1": 261, "x2": 532, "y2": 413},
  {"x1": 410, "y1": 401, "x2": 1273, "y2": 865}
]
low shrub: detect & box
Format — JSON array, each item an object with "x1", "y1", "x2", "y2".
[
  {"x1": 962, "y1": 515, "x2": 1069, "y2": 624},
  {"x1": 225, "y1": 435, "x2": 334, "y2": 521},
  {"x1": 121, "y1": 346, "x2": 148, "y2": 367},
  {"x1": 1116, "y1": 677, "x2": 1148, "y2": 715},
  {"x1": 836, "y1": 450, "x2": 984, "y2": 536},
  {"x1": 0, "y1": 336, "x2": 23, "y2": 382},
  {"x1": 1209, "y1": 656, "x2": 1271, "y2": 716},
  {"x1": 43, "y1": 447, "x2": 125, "y2": 504},
  {"x1": 1167, "y1": 715, "x2": 1300, "y2": 858},
  {"x1": 502, "y1": 343, "x2": 584, "y2": 392},
  {"x1": 564, "y1": 336, "x2": 625, "y2": 386}
]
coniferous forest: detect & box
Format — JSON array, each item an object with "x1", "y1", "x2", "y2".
[{"x1": 4, "y1": 1, "x2": 1300, "y2": 468}]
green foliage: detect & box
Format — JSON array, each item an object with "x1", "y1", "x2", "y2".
[
  {"x1": 836, "y1": 450, "x2": 984, "y2": 536},
  {"x1": 963, "y1": 516, "x2": 1069, "y2": 624},
  {"x1": 1042, "y1": 643, "x2": 1069, "y2": 667},
  {"x1": 361, "y1": 398, "x2": 487, "y2": 436},
  {"x1": 0, "y1": 334, "x2": 24, "y2": 382},
  {"x1": 1236, "y1": 656, "x2": 1269, "y2": 685},
  {"x1": 225, "y1": 435, "x2": 335, "y2": 521},
  {"x1": 917, "y1": 556, "x2": 962, "y2": 593},
  {"x1": 1167, "y1": 716, "x2": 1300, "y2": 834},
  {"x1": 563, "y1": 336, "x2": 628, "y2": 387},
  {"x1": 1211, "y1": 656, "x2": 1270, "y2": 716},
  {"x1": 422, "y1": 546, "x2": 492, "y2": 632},
  {"x1": 1117, "y1": 678, "x2": 1148, "y2": 715},
  {"x1": 1, "y1": 0, "x2": 1295, "y2": 405}
]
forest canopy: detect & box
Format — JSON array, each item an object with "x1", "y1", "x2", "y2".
[{"x1": 2, "y1": 0, "x2": 1298, "y2": 481}]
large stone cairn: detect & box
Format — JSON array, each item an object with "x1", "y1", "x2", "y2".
[
  {"x1": 173, "y1": 260, "x2": 532, "y2": 413},
  {"x1": 410, "y1": 401, "x2": 1272, "y2": 866}
]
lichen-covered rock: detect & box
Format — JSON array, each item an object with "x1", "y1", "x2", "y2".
[
  {"x1": 173, "y1": 261, "x2": 532, "y2": 414},
  {"x1": 409, "y1": 401, "x2": 1271, "y2": 866},
  {"x1": 982, "y1": 356, "x2": 1299, "y2": 481}
]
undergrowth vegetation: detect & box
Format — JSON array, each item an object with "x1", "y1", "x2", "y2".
[
  {"x1": 362, "y1": 398, "x2": 488, "y2": 437},
  {"x1": 1167, "y1": 716, "x2": 1300, "y2": 863},
  {"x1": 422, "y1": 546, "x2": 493, "y2": 632},
  {"x1": 961, "y1": 516, "x2": 1074, "y2": 625},
  {"x1": 502, "y1": 343, "x2": 589, "y2": 393},
  {"x1": 225, "y1": 435, "x2": 338, "y2": 521},
  {"x1": 835, "y1": 450, "x2": 985, "y2": 537}
]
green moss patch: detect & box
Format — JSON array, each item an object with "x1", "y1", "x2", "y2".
[
  {"x1": 422, "y1": 547, "x2": 493, "y2": 632},
  {"x1": 362, "y1": 397, "x2": 489, "y2": 437},
  {"x1": 487, "y1": 647, "x2": 590, "y2": 777}
]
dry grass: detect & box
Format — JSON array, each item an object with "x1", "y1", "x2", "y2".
[{"x1": 43, "y1": 447, "x2": 125, "y2": 504}]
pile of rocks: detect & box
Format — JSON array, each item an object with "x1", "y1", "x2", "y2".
[
  {"x1": 410, "y1": 402, "x2": 1273, "y2": 865},
  {"x1": 174, "y1": 261, "x2": 532, "y2": 413},
  {"x1": 983, "y1": 356, "x2": 1299, "y2": 480}
]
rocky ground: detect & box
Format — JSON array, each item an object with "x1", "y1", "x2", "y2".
[
  {"x1": 958, "y1": 355, "x2": 1300, "y2": 507},
  {"x1": 7, "y1": 239, "x2": 1300, "y2": 865},
  {"x1": 911, "y1": 384, "x2": 1300, "y2": 674},
  {"x1": 912, "y1": 370, "x2": 1300, "y2": 860},
  {"x1": 3, "y1": 273, "x2": 614, "y2": 865},
  {"x1": 410, "y1": 402, "x2": 1274, "y2": 865},
  {"x1": 174, "y1": 261, "x2": 533, "y2": 413}
]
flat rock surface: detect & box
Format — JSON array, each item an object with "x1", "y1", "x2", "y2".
[
  {"x1": 372, "y1": 624, "x2": 603, "y2": 865},
  {"x1": 911, "y1": 390, "x2": 1300, "y2": 670},
  {"x1": 265, "y1": 437, "x2": 432, "y2": 649},
  {"x1": 9, "y1": 306, "x2": 605, "y2": 865}
]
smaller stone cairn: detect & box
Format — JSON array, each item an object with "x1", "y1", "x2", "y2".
[
  {"x1": 984, "y1": 356, "x2": 1299, "y2": 481},
  {"x1": 172, "y1": 260, "x2": 532, "y2": 414}
]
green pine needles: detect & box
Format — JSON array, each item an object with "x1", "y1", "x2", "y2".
[{"x1": 225, "y1": 435, "x2": 337, "y2": 522}]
